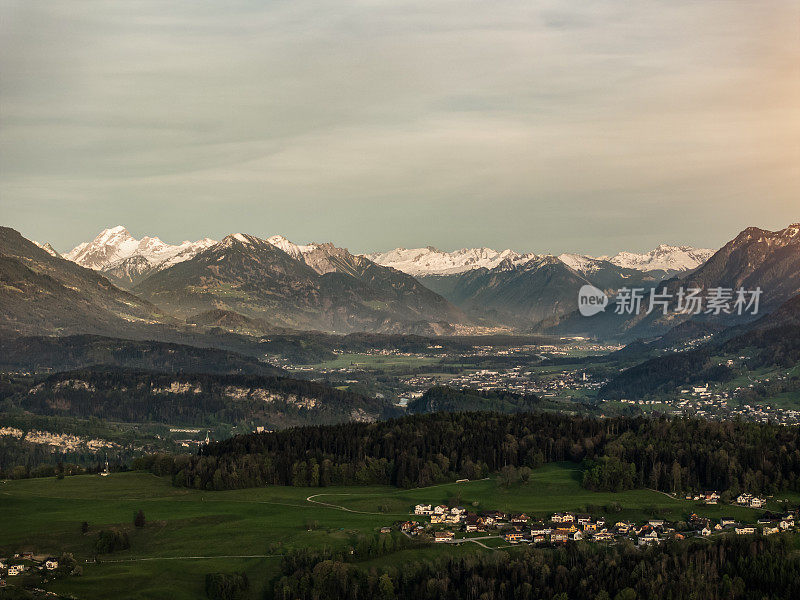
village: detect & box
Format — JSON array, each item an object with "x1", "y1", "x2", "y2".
[
  {"x1": 392, "y1": 493, "x2": 798, "y2": 547},
  {"x1": 610, "y1": 380, "x2": 800, "y2": 426},
  {"x1": 0, "y1": 551, "x2": 78, "y2": 590}
]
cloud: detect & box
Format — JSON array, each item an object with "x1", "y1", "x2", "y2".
[{"x1": 1, "y1": 0, "x2": 798, "y2": 254}]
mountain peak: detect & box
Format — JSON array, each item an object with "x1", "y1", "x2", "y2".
[{"x1": 64, "y1": 227, "x2": 218, "y2": 276}]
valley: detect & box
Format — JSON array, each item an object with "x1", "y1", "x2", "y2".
[{"x1": 2, "y1": 221, "x2": 800, "y2": 599}]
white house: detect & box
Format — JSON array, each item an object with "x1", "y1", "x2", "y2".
[{"x1": 414, "y1": 504, "x2": 432, "y2": 515}]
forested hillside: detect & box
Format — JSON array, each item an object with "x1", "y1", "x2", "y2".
[
  {"x1": 407, "y1": 386, "x2": 550, "y2": 414},
  {"x1": 4, "y1": 368, "x2": 402, "y2": 428},
  {"x1": 274, "y1": 536, "x2": 800, "y2": 600},
  {"x1": 143, "y1": 412, "x2": 800, "y2": 494}
]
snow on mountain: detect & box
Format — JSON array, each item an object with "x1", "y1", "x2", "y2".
[
  {"x1": 602, "y1": 244, "x2": 714, "y2": 273},
  {"x1": 557, "y1": 253, "x2": 607, "y2": 274},
  {"x1": 65, "y1": 226, "x2": 217, "y2": 273},
  {"x1": 363, "y1": 246, "x2": 536, "y2": 276},
  {"x1": 368, "y1": 244, "x2": 715, "y2": 277},
  {"x1": 33, "y1": 241, "x2": 62, "y2": 258},
  {"x1": 266, "y1": 234, "x2": 316, "y2": 261}
]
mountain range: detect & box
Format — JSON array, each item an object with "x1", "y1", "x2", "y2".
[
  {"x1": 0, "y1": 226, "x2": 172, "y2": 337},
  {"x1": 132, "y1": 232, "x2": 462, "y2": 334},
  {"x1": 8, "y1": 222, "x2": 799, "y2": 340},
  {"x1": 365, "y1": 243, "x2": 714, "y2": 278},
  {"x1": 544, "y1": 222, "x2": 800, "y2": 341}
]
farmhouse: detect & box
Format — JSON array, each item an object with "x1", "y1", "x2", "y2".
[{"x1": 434, "y1": 531, "x2": 454, "y2": 543}]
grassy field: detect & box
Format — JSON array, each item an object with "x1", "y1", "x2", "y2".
[
  {"x1": 294, "y1": 352, "x2": 444, "y2": 370},
  {"x1": 0, "y1": 463, "x2": 785, "y2": 599}
]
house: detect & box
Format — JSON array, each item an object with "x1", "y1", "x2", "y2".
[
  {"x1": 504, "y1": 532, "x2": 525, "y2": 543},
  {"x1": 613, "y1": 521, "x2": 633, "y2": 534},
  {"x1": 444, "y1": 514, "x2": 462, "y2": 524},
  {"x1": 638, "y1": 536, "x2": 660, "y2": 547},
  {"x1": 7, "y1": 566, "x2": 22, "y2": 576},
  {"x1": 464, "y1": 514, "x2": 485, "y2": 533},
  {"x1": 582, "y1": 521, "x2": 598, "y2": 532},
  {"x1": 720, "y1": 517, "x2": 736, "y2": 527},
  {"x1": 749, "y1": 497, "x2": 765, "y2": 509},
  {"x1": 380, "y1": 527, "x2": 392, "y2": 534},
  {"x1": 414, "y1": 504, "x2": 433, "y2": 515},
  {"x1": 703, "y1": 491, "x2": 720, "y2": 505},
  {"x1": 700, "y1": 527, "x2": 712, "y2": 537},
  {"x1": 434, "y1": 531, "x2": 454, "y2": 543},
  {"x1": 450, "y1": 507, "x2": 467, "y2": 516},
  {"x1": 647, "y1": 519, "x2": 665, "y2": 528},
  {"x1": 530, "y1": 527, "x2": 552, "y2": 536},
  {"x1": 550, "y1": 529, "x2": 570, "y2": 543},
  {"x1": 481, "y1": 510, "x2": 506, "y2": 523},
  {"x1": 779, "y1": 520, "x2": 793, "y2": 530},
  {"x1": 399, "y1": 521, "x2": 419, "y2": 532},
  {"x1": 575, "y1": 514, "x2": 592, "y2": 525},
  {"x1": 570, "y1": 531, "x2": 583, "y2": 541},
  {"x1": 593, "y1": 531, "x2": 613, "y2": 542},
  {"x1": 551, "y1": 512, "x2": 575, "y2": 523},
  {"x1": 44, "y1": 559, "x2": 59, "y2": 570},
  {"x1": 511, "y1": 513, "x2": 530, "y2": 524},
  {"x1": 430, "y1": 514, "x2": 446, "y2": 524},
  {"x1": 763, "y1": 526, "x2": 779, "y2": 535},
  {"x1": 531, "y1": 533, "x2": 548, "y2": 544},
  {"x1": 433, "y1": 505, "x2": 448, "y2": 515},
  {"x1": 735, "y1": 527, "x2": 756, "y2": 535}
]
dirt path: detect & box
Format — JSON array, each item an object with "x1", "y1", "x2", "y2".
[{"x1": 305, "y1": 478, "x2": 492, "y2": 515}]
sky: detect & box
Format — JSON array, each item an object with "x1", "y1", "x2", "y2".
[{"x1": 1, "y1": 0, "x2": 798, "y2": 256}]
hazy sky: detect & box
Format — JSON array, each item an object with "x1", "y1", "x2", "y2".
[{"x1": 1, "y1": 1, "x2": 798, "y2": 255}]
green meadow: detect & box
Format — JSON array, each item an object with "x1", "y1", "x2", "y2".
[{"x1": 0, "y1": 463, "x2": 777, "y2": 599}]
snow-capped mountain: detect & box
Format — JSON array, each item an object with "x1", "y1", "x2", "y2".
[
  {"x1": 33, "y1": 241, "x2": 61, "y2": 258},
  {"x1": 133, "y1": 232, "x2": 463, "y2": 335},
  {"x1": 362, "y1": 246, "x2": 537, "y2": 277},
  {"x1": 602, "y1": 244, "x2": 714, "y2": 274},
  {"x1": 64, "y1": 226, "x2": 217, "y2": 286},
  {"x1": 367, "y1": 244, "x2": 714, "y2": 278},
  {"x1": 266, "y1": 235, "x2": 316, "y2": 262}
]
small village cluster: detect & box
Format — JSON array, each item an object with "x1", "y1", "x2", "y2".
[
  {"x1": 398, "y1": 500, "x2": 798, "y2": 546},
  {"x1": 0, "y1": 552, "x2": 60, "y2": 584}
]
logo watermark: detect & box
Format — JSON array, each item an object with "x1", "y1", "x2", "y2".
[
  {"x1": 578, "y1": 286, "x2": 762, "y2": 317},
  {"x1": 578, "y1": 285, "x2": 608, "y2": 317}
]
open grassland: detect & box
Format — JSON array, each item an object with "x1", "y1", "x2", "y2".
[
  {"x1": 293, "y1": 352, "x2": 443, "y2": 370},
  {"x1": 0, "y1": 462, "x2": 788, "y2": 599}
]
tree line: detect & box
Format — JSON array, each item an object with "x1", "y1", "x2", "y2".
[
  {"x1": 138, "y1": 411, "x2": 800, "y2": 495},
  {"x1": 271, "y1": 535, "x2": 800, "y2": 600}
]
